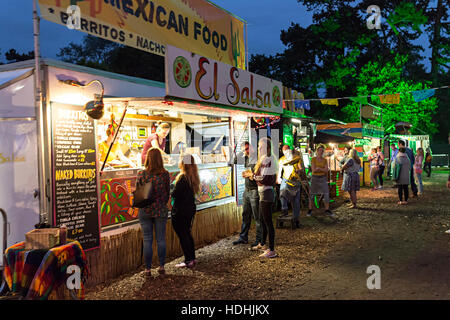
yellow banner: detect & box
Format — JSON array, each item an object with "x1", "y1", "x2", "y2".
[
  {"x1": 320, "y1": 98, "x2": 339, "y2": 106},
  {"x1": 379, "y1": 93, "x2": 400, "y2": 104},
  {"x1": 38, "y1": 0, "x2": 246, "y2": 69}
]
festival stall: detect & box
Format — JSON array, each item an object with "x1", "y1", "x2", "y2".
[
  {"x1": 317, "y1": 122, "x2": 384, "y2": 186},
  {"x1": 0, "y1": 41, "x2": 283, "y2": 286}
]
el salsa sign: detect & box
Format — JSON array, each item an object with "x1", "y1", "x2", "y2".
[
  {"x1": 166, "y1": 45, "x2": 283, "y2": 114},
  {"x1": 38, "y1": 0, "x2": 246, "y2": 69}
]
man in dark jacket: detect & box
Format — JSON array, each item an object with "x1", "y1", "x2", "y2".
[
  {"x1": 399, "y1": 140, "x2": 418, "y2": 198},
  {"x1": 233, "y1": 142, "x2": 261, "y2": 246}
]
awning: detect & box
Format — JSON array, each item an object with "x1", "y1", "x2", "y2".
[
  {"x1": 0, "y1": 68, "x2": 33, "y2": 90},
  {"x1": 314, "y1": 130, "x2": 355, "y2": 144}
]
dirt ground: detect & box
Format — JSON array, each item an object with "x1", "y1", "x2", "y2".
[{"x1": 85, "y1": 171, "x2": 450, "y2": 300}]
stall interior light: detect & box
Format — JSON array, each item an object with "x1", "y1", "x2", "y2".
[
  {"x1": 232, "y1": 114, "x2": 248, "y2": 122},
  {"x1": 60, "y1": 79, "x2": 105, "y2": 120},
  {"x1": 291, "y1": 118, "x2": 302, "y2": 124}
]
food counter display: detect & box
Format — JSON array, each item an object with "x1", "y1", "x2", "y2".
[
  {"x1": 99, "y1": 163, "x2": 233, "y2": 227},
  {"x1": 96, "y1": 101, "x2": 239, "y2": 228}
]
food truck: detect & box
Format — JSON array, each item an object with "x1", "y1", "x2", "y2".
[{"x1": 0, "y1": 44, "x2": 283, "y2": 286}]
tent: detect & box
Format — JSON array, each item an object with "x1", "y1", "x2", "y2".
[{"x1": 314, "y1": 130, "x2": 355, "y2": 144}]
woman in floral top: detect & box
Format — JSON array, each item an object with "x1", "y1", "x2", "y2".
[{"x1": 137, "y1": 148, "x2": 170, "y2": 277}]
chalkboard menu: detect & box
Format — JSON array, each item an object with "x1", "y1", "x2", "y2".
[{"x1": 51, "y1": 103, "x2": 100, "y2": 250}]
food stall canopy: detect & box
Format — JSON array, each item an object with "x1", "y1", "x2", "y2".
[{"x1": 314, "y1": 130, "x2": 355, "y2": 144}]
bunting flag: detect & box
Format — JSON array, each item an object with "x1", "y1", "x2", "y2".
[
  {"x1": 350, "y1": 96, "x2": 368, "y2": 104},
  {"x1": 294, "y1": 100, "x2": 310, "y2": 111},
  {"x1": 379, "y1": 94, "x2": 400, "y2": 104},
  {"x1": 320, "y1": 98, "x2": 339, "y2": 106},
  {"x1": 412, "y1": 89, "x2": 436, "y2": 102}
]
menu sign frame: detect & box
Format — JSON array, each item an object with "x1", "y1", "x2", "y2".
[{"x1": 51, "y1": 102, "x2": 100, "y2": 250}]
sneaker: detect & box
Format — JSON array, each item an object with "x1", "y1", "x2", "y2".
[
  {"x1": 325, "y1": 210, "x2": 336, "y2": 219},
  {"x1": 259, "y1": 250, "x2": 277, "y2": 258},
  {"x1": 306, "y1": 210, "x2": 312, "y2": 217},
  {"x1": 250, "y1": 241, "x2": 259, "y2": 248},
  {"x1": 250, "y1": 243, "x2": 264, "y2": 251},
  {"x1": 378, "y1": 186, "x2": 383, "y2": 189},
  {"x1": 175, "y1": 262, "x2": 187, "y2": 268},
  {"x1": 186, "y1": 261, "x2": 196, "y2": 269},
  {"x1": 232, "y1": 239, "x2": 248, "y2": 245}
]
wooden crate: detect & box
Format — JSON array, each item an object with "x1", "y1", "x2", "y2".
[{"x1": 25, "y1": 228, "x2": 60, "y2": 250}]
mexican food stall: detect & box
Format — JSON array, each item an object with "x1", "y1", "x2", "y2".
[{"x1": 0, "y1": 42, "x2": 284, "y2": 286}]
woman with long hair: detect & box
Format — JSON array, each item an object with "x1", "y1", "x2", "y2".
[
  {"x1": 341, "y1": 149, "x2": 361, "y2": 209},
  {"x1": 307, "y1": 145, "x2": 334, "y2": 217},
  {"x1": 141, "y1": 122, "x2": 171, "y2": 164},
  {"x1": 137, "y1": 148, "x2": 170, "y2": 277},
  {"x1": 368, "y1": 148, "x2": 380, "y2": 191},
  {"x1": 172, "y1": 154, "x2": 201, "y2": 269},
  {"x1": 244, "y1": 137, "x2": 278, "y2": 258},
  {"x1": 414, "y1": 147, "x2": 424, "y2": 195}
]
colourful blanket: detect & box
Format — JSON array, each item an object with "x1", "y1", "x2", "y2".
[{"x1": 3, "y1": 240, "x2": 89, "y2": 300}]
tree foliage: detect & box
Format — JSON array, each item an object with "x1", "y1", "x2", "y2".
[{"x1": 342, "y1": 54, "x2": 439, "y2": 135}]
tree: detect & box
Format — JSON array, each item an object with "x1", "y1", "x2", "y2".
[
  {"x1": 4, "y1": 49, "x2": 35, "y2": 63},
  {"x1": 342, "y1": 54, "x2": 439, "y2": 135},
  {"x1": 57, "y1": 35, "x2": 165, "y2": 82}
]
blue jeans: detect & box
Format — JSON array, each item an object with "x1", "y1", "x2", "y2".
[
  {"x1": 138, "y1": 209, "x2": 167, "y2": 269},
  {"x1": 280, "y1": 179, "x2": 301, "y2": 222},
  {"x1": 415, "y1": 172, "x2": 423, "y2": 193}
]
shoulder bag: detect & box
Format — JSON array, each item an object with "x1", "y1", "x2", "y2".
[{"x1": 132, "y1": 172, "x2": 155, "y2": 208}]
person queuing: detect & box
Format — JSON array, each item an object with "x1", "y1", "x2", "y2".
[
  {"x1": 414, "y1": 147, "x2": 424, "y2": 195},
  {"x1": 141, "y1": 122, "x2": 171, "y2": 165},
  {"x1": 368, "y1": 148, "x2": 381, "y2": 191},
  {"x1": 393, "y1": 147, "x2": 411, "y2": 205},
  {"x1": 277, "y1": 145, "x2": 303, "y2": 229},
  {"x1": 341, "y1": 149, "x2": 361, "y2": 209},
  {"x1": 137, "y1": 148, "x2": 170, "y2": 277},
  {"x1": 424, "y1": 151, "x2": 432, "y2": 178},
  {"x1": 306, "y1": 145, "x2": 335, "y2": 218},
  {"x1": 243, "y1": 137, "x2": 278, "y2": 258},
  {"x1": 376, "y1": 146, "x2": 385, "y2": 189},
  {"x1": 398, "y1": 140, "x2": 418, "y2": 198},
  {"x1": 172, "y1": 154, "x2": 201, "y2": 269},
  {"x1": 389, "y1": 143, "x2": 399, "y2": 184},
  {"x1": 233, "y1": 142, "x2": 262, "y2": 247},
  {"x1": 338, "y1": 146, "x2": 352, "y2": 167}
]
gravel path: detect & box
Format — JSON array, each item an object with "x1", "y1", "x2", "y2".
[{"x1": 86, "y1": 172, "x2": 450, "y2": 300}]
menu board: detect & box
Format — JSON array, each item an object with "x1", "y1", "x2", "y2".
[
  {"x1": 51, "y1": 103, "x2": 100, "y2": 250},
  {"x1": 235, "y1": 164, "x2": 246, "y2": 206},
  {"x1": 233, "y1": 121, "x2": 249, "y2": 206}
]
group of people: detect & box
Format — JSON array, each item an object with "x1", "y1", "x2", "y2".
[
  {"x1": 233, "y1": 139, "x2": 359, "y2": 258},
  {"x1": 136, "y1": 147, "x2": 199, "y2": 277},
  {"x1": 390, "y1": 141, "x2": 430, "y2": 204}
]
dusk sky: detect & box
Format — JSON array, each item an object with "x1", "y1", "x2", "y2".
[{"x1": 1, "y1": 1, "x2": 431, "y2": 70}]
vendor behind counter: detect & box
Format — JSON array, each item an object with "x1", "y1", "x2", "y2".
[{"x1": 99, "y1": 115, "x2": 136, "y2": 169}]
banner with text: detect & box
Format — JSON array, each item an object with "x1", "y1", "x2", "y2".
[
  {"x1": 165, "y1": 45, "x2": 283, "y2": 114},
  {"x1": 38, "y1": 0, "x2": 246, "y2": 69}
]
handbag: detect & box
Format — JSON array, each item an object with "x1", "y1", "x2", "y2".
[{"x1": 132, "y1": 173, "x2": 154, "y2": 208}]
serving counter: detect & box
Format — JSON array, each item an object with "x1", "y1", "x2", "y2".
[{"x1": 99, "y1": 162, "x2": 234, "y2": 229}]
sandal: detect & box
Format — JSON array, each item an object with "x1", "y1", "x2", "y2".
[
  {"x1": 157, "y1": 267, "x2": 165, "y2": 275},
  {"x1": 397, "y1": 201, "x2": 403, "y2": 205},
  {"x1": 144, "y1": 269, "x2": 152, "y2": 277}
]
